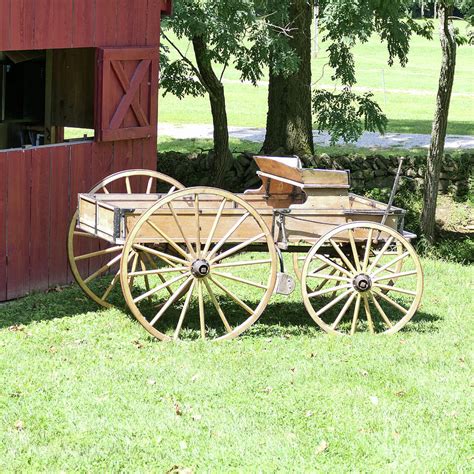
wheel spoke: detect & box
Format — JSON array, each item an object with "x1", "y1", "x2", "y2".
[
  {"x1": 212, "y1": 258, "x2": 272, "y2": 269},
  {"x1": 308, "y1": 263, "x2": 330, "y2": 277},
  {"x1": 348, "y1": 229, "x2": 362, "y2": 272},
  {"x1": 128, "y1": 252, "x2": 139, "y2": 286},
  {"x1": 146, "y1": 177, "x2": 154, "y2": 194},
  {"x1": 146, "y1": 220, "x2": 191, "y2": 261},
  {"x1": 350, "y1": 293, "x2": 362, "y2": 335},
  {"x1": 362, "y1": 295, "x2": 374, "y2": 333},
  {"x1": 128, "y1": 266, "x2": 189, "y2": 277},
  {"x1": 370, "y1": 292, "x2": 393, "y2": 328},
  {"x1": 202, "y1": 198, "x2": 227, "y2": 257},
  {"x1": 203, "y1": 279, "x2": 232, "y2": 333},
  {"x1": 213, "y1": 271, "x2": 267, "y2": 290},
  {"x1": 366, "y1": 236, "x2": 394, "y2": 274},
  {"x1": 314, "y1": 268, "x2": 337, "y2": 292},
  {"x1": 209, "y1": 233, "x2": 266, "y2": 264},
  {"x1": 373, "y1": 283, "x2": 417, "y2": 296},
  {"x1": 84, "y1": 253, "x2": 123, "y2": 284},
  {"x1": 133, "y1": 244, "x2": 189, "y2": 266},
  {"x1": 362, "y1": 228, "x2": 374, "y2": 272},
  {"x1": 307, "y1": 272, "x2": 351, "y2": 282},
  {"x1": 209, "y1": 276, "x2": 254, "y2": 315},
  {"x1": 197, "y1": 280, "x2": 206, "y2": 339},
  {"x1": 373, "y1": 289, "x2": 409, "y2": 315},
  {"x1": 372, "y1": 270, "x2": 417, "y2": 282},
  {"x1": 149, "y1": 276, "x2": 193, "y2": 326},
  {"x1": 125, "y1": 176, "x2": 132, "y2": 194},
  {"x1": 167, "y1": 201, "x2": 197, "y2": 258},
  {"x1": 101, "y1": 251, "x2": 135, "y2": 301},
  {"x1": 102, "y1": 186, "x2": 109, "y2": 194},
  {"x1": 206, "y1": 212, "x2": 250, "y2": 260},
  {"x1": 75, "y1": 245, "x2": 123, "y2": 261},
  {"x1": 195, "y1": 194, "x2": 201, "y2": 258},
  {"x1": 133, "y1": 272, "x2": 190, "y2": 304},
  {"x1": 314, "y1": 289, "x2": 354, "y2": 317},
  {"x1": 329, "y1": 238, "x2": 357, "y2": 274},
  {"x1": 314, "y1": 254, "x2": 353, "y2": 278},
  {"x1": 167, "y1": 186, "x2": 176, "y2": 195},
  {"x1": 140, "y1": 258, "x2": 152, "y2": 300},
  {"x1": 371, "y1": 252, "x2": 410, "y2": 278},
  {"x1": 173, "y1": 280, "x2": 196, "y2": 341},
  {"x1": 331, "y1": 292, "x2": 357, "y2": 330},
  {"x1": 308, "y1": 283, "x2": 352, "y2": 298}
]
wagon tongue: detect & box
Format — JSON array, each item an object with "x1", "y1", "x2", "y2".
[
  {"x1": 352, "y1": 273, "x2": 372, "y2": 293},
  {"x1": 191, "y1": 259, "x2": 211, "y2": 278}
]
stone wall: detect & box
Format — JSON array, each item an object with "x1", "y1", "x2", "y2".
[{"x1": 157, "y1": 151, "x2": 473, "y2": 198}]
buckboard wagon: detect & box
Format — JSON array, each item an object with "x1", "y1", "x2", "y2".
[{"x1": 68, "y1": 156, "x2": 424, "y2": 340}]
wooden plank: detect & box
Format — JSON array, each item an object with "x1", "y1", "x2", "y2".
[
  {"x1": 0, "y1": 152, "x2": 7, "y2": 300},
  {"x1": 10, "y1": 0, "x2": 34, "y2": 50},
  {"x1": 143, "y1": 138, "x2": 157, "y2": 170},
  {"x1": 95, "y1": 0, "x2": 118, "y2": 46},
  {"x1": 68, "y1": 142, "x2": 93, "y2": 282},
  {"x1": 34, "y1": 0, "x2": 73, "y2": 49},
  {"x1": 0, "y1": 0, "x2": 11, "y2": 50},
  {"x1": 48, "y1": 145, "x2": 70, "y2": 286},
  {"x1": 30, "y1": 147, "x2": 51, "y2": 291},
  {"x1": 72, "y1": 0, "x2": 95, "y2": 47},
  {"x1": 146, "y1": 0, "x2": 161, "y2": 46},
  {"x1": 6, "y1": 149, "x2": 31, "y2": 299}
]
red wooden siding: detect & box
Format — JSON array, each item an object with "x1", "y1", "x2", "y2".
[
  {"x1": 96, "y1": 47, "x2": 158, "y2": 142},
  {"x1": 0, "y1": 138, "x2": 155, "y2": 300},
  {"x1": 0, "y1": 0, "x2": 171, "y2": 51}
]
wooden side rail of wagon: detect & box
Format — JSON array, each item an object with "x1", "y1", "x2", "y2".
[{"x1": 67, "y1": 161, "x2": 424, "y2": 341}]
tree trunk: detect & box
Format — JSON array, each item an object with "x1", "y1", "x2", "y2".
[
  {"x1": 421, "y1": 3, "x2": 456, "y2": 243},
  {"x1": 262, "y1": 0, "x2": 314, "y2": 158},
  {"x1": 192, "y1": 35, "x2": 232, "y2": 187}
]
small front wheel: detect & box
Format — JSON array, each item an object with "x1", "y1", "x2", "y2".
[{"x1": 301, "y1": 222, "x2": 424, "y2": 335}]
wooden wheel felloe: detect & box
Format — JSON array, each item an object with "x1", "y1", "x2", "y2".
[
  {"x1": 301, "y1": 222, "x2": 423, "y2": 335},
  {"x1": 68, "y1": 169, "x2": 184, "y2": 308},
  {"x1": 120, "y1": 187, "x2": 278, "y2": 341}
]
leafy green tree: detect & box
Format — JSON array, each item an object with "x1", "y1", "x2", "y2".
[
  {"x1": 421, "y1": 0, "x2": 473, "y2": 243},
  {"x1": 160, "y1": 0, "x2": 287, "y2": 185}
]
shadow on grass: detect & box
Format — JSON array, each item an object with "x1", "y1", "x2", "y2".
[{"x1": 0, "y1": 280, "x2": 442, "y2": 338}]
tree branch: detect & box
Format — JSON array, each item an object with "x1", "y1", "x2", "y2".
[{"x1": 161, "y1": 29, "x2": 210, "y2": 93}]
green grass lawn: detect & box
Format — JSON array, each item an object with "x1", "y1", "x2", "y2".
[
  {"x1": 159, "y1": 21, "x2": 474, "y2": 136},
  {"x1": 0, "y1": 256, "x2": 472, "y2": 471}
]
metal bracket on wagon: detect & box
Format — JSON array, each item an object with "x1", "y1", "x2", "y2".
[{"x1": 275, "y1": 273, "x2": 296, "y2": 295}]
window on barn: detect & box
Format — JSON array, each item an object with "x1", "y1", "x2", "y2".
[{"x1": 0, "y1": 48, "x2": 95, "y2": 150}]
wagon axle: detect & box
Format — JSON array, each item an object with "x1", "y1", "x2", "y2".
[
  {"x1": 352, "y1": 274, "x2": 373, "y2": 293},
  {"x1": 191, "y1": 259, "x2": 211, "y2": 278}
]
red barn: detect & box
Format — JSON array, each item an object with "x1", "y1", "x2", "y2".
[{"x1": 0, "y1": 0, "x2": 172, "y2": 301}]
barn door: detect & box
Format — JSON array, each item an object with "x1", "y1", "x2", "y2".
[{"x1": 96, "y1": 47, "x2": 158, "y2": 142}]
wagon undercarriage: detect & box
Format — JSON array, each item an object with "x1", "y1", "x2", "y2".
[{"x1": 68, "y1": 158, "x2": 424, "y2": 340}]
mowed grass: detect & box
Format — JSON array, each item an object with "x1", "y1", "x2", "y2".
[
  {"x1": 159, "y1": 21, "x2": 474, "y2": 135},
  {"x1": 0, "y1": 256, "x2": 472, "y2": 471}
]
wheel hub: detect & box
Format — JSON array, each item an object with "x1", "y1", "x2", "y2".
[
  {"x1": 191, "y1": 259, "x2": 210, "y2": 278},
  {"x1": 353, "y1": 273, "x2": 372, "y2": 292}
]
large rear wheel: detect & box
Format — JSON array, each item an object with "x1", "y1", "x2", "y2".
[{"x1": 68, "y1": 169, "x2": 184, "y2": 308}]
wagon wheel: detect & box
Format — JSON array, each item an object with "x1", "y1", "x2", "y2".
[
  {"x1": 301, "y1": 222, "x2": 423, "y2": 335},
  {"x1": 120, "y1": 187, "x2": 278, "y2": 341},
  {"x1": 68, "y1": 169, "x2": 185, "y2": 308}
]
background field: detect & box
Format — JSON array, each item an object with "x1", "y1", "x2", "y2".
[
  {"x1": 159, "y1": 21, "x2": 474, "y2": 136},
  {"x1": 0, "y1": 257, "x2": 472, "y2": 471}
]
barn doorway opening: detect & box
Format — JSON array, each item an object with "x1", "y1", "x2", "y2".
[{"x1": 0, "y1": 48, "x2": 95, "y2": 150}]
